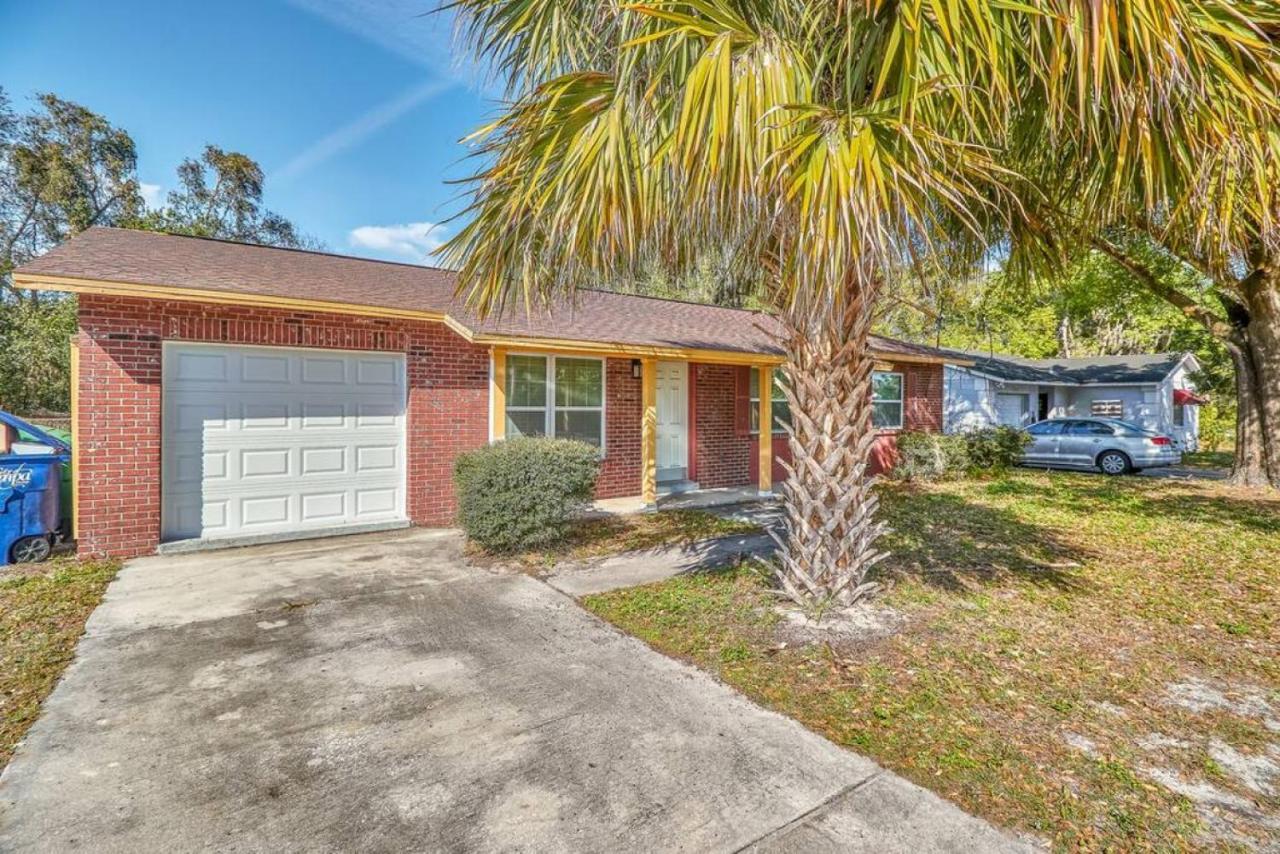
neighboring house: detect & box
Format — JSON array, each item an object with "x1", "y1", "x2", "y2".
[
  {"x1": 15, "y1": 227, "x2": 960, "y2": 558},
  {"x1": 943, "y1": 350, "x2": 1205, "y2": 449}
]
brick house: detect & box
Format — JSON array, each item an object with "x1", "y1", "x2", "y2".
[{"x1": 16, "y1": 228, "x2": 959, "y2": 558}]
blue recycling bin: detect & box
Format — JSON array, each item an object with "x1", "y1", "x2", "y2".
[{"x1": 1, "y1": 412, "x2": 71, "y2": 566}]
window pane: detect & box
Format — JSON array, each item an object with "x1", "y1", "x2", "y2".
[
  {"x1": 873, "y1": 402, "x2": 903, "y2": 429},
  {"x1": 772, "y1": 400, "x2": 792, "y2": 433},
  {"x1": 772, "y1": 374, "x2": 790, "y2": 433},
  {"x1": 554, "y1": 358, "x2": 603, "y2": 407},
  {"x1": 749, "y1": 369, "x2": 760, "y2": 399},
  {"x1": 872, "y1": 372, "x2": 902, "y2": 402},
  {"x1": 506, "y1": 410, "x2": 547, "y2": 438},
  {"x1": 749, "y1": 401, "x2": 760, "y2": 433},
  {"x1": 506, "y1": 356, "x2": 547, "y2": 408},
  {"x1": 555, "y1": 410, "x2": 603, "y2": 446}
]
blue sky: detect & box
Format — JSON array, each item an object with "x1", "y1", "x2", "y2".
[{"x1": 0, "y1": 0, "x2": 492, "y2": 263}]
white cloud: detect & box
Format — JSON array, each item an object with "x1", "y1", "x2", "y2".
[
  {"x1": 139, "y1": 182, "x2": 165, "y2": 209},
  {"x1": 349, "y1": 222, "x2": 448, "y2": 262},
  {"x1": 271, "y1": 78, "x2": 454, "y2": 185}
]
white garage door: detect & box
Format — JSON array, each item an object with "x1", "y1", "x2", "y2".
[{"x1": 162, "y1": 343, "x2": 407, "y2": 542}]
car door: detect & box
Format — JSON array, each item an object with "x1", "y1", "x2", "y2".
[
  {"x1": 1059, "y1": 420, "x2": 1115, "y2": 467},
  {"x1": 1023, "y1": 420, "x2": 1064, "y2": 465}
]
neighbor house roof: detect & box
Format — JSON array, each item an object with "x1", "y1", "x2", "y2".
[
  {"x1": 15, "y1": 227, "x2": 960, "y2": 365},
  {"x1": 947, "y1": 349, "x2": 1189, "y2": 385}
]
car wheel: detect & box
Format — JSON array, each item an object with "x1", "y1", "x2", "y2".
[
  {"x1": 10, "y1": 535, "x2": 52, "y2": 564},
  {"x1": 1098, "y1": 450, "x2": 1131, "y2": 476}
]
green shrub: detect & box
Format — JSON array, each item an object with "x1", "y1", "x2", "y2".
[
  {"x1": 892, "y1": 427, "x2": 1029, "y2": 481},
  {"x1": 454, "y1": 437, "x2": 601, "y2": 552},
  {"x1": 893, "y1": 432, "x2": 969, "y2": 481},
  {"x1": 1197, "y1": 403, "x2": 1233, "y2": 452},
  {"x1": 963, "y1": 426, "x2": 1032, "y2": 471}
]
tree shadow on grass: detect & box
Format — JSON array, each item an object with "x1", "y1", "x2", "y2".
[
  {"x1": 1012, "y1": 473, "x2": 1280, "y2": 536},
  {"x1": 874, "y1": 487, "x2": 1091, "y2": 593}
]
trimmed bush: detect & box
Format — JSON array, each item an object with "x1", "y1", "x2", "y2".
[
  {"x1": 454, "y1": 437, "x2": 601, "y2": 552},
  {"x1": 892, "y1": 426, "x2": 1029, "y2": 481},
  {"x1": 963, "y1": 426, "x2": 1031, "y2": 471},
  {"x1": 893, "y1": 432, "x2": 970, "y2": 481}
]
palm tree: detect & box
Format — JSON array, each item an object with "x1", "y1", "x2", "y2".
[{"x1": 441, "y1": 1, "x2": 1277, "y2": 607}]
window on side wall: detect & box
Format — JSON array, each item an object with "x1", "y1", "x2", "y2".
[
  {"x1": 504, "y1": 354, "x2": 605, "y2": 448},
  {"x1": 872, "y1": 371, "x2": 904, "y2": 429},
  {"x1": 1090, "y1": 399, "x2": 1123, "y2": 419},
  {"x1": 749, "y1": 370, "x2": 792, "y2": 434},
  {"x1": 1173, "y1": 404, "x2": 1185, "y2": 427}
]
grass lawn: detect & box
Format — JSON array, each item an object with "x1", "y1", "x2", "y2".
[
  {"x1": 1, "y1": 558, "x2": 119, "y2": 770},
  {"x1": 472, "y1": 508, "x2": 760, "y2": 570},
  {"x1": 1182, "y1": 450, "x2": 1235, "y2": 470},
  {"x1": 584, "y1": 470, "x2": 1280, "y2": 850}
]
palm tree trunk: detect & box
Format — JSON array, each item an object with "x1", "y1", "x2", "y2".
[{"x1": 771, "y1": 271, "x2": 890, "y2": 608}]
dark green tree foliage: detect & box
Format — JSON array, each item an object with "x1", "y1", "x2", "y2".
[
  {"x1": 1, "y1": 90, "x2": 141, "y2": 413},
  {"x1": 876, "y1": 237, "x2": 1233, "y2": 402},
  {"x1": 453, "y1": 438, "x2": 601, "y2": 552},
  {"x1": 1, "y1": 90, "x2": 142, "y2": 298},
  {"x1": 126, "y1": 145, "x2": 319, "y2": 249},
  {"x1": 1, "y1": 90, "x2": 318, "y2": 413}
]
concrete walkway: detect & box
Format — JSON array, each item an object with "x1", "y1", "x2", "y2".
[{"x1": 0, "y1": 529, "x2": 1031, "y2": 852}]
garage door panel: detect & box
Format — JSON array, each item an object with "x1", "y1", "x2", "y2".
[
  {"x1": 301, "y1": 356, "x2": 348, "y2": 385},
  {"x1": 173, "y1": 351, "x2": 229, "y2": 382},
  {"x1": 356, "y1": 445, "x2": 398, "y2": 472},
  {"x1": 301, "y1": 492, "x2": 346, "y2": 521},
  {"x1": 162, "y1": 343, "x2": 406, "y2": 542},
  {"x1": 241, "y1": 353, "x2": 291, "y2": 383},
  {"x1": 356, "y1": 357, "x2": 400, "y2": 386},
  {"x1": 355, "y1": 487, "x2": 399, "y2": 516}
]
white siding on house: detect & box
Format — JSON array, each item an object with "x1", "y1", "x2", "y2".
[
  {"x1": 943, "y1": 365, "x2": 998, "y2": 432},
  {"x1": 943, "y1": 366, "x2": 1040, "y2": 432},
  {"x1": 1062, "y1": 386, "x2": 1150, "y2": 426},
  {"x1": 943, "y1": 355, "x2": 1201, "y2": 449}
]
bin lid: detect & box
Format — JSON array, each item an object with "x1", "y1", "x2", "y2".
[{"x1": 0, "y1": 411, "x2": 71, "y2": 454}]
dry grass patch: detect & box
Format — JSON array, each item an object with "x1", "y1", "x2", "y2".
[
  {"x1": 469, "y1": 508, "x2": 760, "y2": 570},
  {"x1": 2, "y1": 557, "x2": 119, "y2": 769},
  {"x1": 584, "y1": 471, "x2": 1280, "y2": 850}
]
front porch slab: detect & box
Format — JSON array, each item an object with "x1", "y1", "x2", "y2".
[{"x1": 589, "y1": 486, "x2": 778, "y2": 517}]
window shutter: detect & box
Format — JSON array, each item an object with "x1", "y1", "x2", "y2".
[{"x1": 734, "y1": 366, "x2": 751, "y2": 436}]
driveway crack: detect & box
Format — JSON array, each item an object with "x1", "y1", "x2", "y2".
[{"x1": 731, "y1": 771, "x2": 882, "y2": 853}]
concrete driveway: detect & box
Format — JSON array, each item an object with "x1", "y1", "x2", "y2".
[{"x1": 0, "y1": 529, "x2": 1028, "y2": 852}]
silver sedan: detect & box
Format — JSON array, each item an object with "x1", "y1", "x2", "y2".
[{"x1": 1021, "y1": 418, "x2": 1181, "y2": 475}]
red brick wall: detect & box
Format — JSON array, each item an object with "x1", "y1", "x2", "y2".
[
  {"x1": 694, "y1": 364, "x2": 752, "y2": 489},
  {"x1": 597, "y1": 358, "x2": 641, "y2": 498},
  {"x1": 748, "y1": 360, "x2": 946, "y2": 480},
  {"x1": 867, "y1": 361, "x2": 945, "y2": 475},
  {"x1": 75, "y1": 295, "x2": 489, "y2": 557}
]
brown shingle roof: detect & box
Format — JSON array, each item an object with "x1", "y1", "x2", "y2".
[{"x1": 16, "y1": 227, "x2": 955, "y2": 362}]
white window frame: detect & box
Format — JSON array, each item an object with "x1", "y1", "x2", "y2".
[
  {"x1": 497, "y1": 352, "x2": 607, "y2": 451},
  {"x1": 749, "y1": 370, "x2": 791, "y2": 435},
  {"x1": 1090, "y1": 399, "x2": 1123, "y2": 418},
  {"x1": 872, "y1": 370, "x2": 905, "y2": 430}
]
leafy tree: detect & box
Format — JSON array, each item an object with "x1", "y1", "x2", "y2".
[
  {"x1": 998, "y1": 11, "x2": 1280, "y2": 486},
  {"x1": 0, "y1": 90, "x2": 141, "y2": 413},
  {"x1": 441, "y1": 2, "x2": 1273, "y2": 607},
  {"x1": 126, "y1": 145, "x2": 320, "y2": 249},
  {"x1": 1, "y1": 89, "x2": 142, "y2": 299}
]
